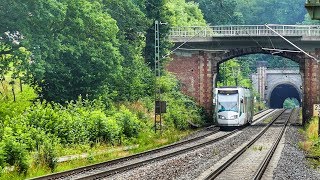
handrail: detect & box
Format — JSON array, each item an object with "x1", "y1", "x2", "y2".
[{"x1": 169, "y1": 25, "x2": 320, "y2": 38}]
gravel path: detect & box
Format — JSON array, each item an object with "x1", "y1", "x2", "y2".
[
  {"x1": 273, "y1": 119, "x2": 320, "y2": 180},
  {"x1": 106, "y1": 110, "x2": 281, "y2": 180}
]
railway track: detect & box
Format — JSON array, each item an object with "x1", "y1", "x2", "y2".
[
  {"x1": 31, "y1": 109, "x2": 275, "y2": 180},
  {"x1": 200, "y1": 108, "x2": 297, "y2": 180}
]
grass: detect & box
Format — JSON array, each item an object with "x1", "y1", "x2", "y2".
[
  {"x1": 263, "y1": 117, "x2": 273, "y2": 123},
  {"x1": 299, "y1": 117, "x2": 320, "y2": 168},
  {"x1": 252, "y1": 145, "x2": 264, "y2": 151},
  {"x1": 0, "y1": 128, "x2": 193, "y2": 179}
]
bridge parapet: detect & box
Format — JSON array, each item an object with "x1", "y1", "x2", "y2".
[{"x1": 169, "y1": 25, "x2": 320, "y2": 38}]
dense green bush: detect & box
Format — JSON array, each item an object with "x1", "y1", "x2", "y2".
[
  {"x1": 34, "y1": 137, "x2": 58, "y2": 172},
  {"x1": 159, "y1": 74, "x2": 204, "y2": 130},
  {"x1": 1, "y1": 129, "x2": 28, "y2": 174},
  {"x1": 0, "y1": 85, "x2": 37, "y2": 121},
  {"x1": 114, "y1": 106, "x2": 141, "y2": 138}
]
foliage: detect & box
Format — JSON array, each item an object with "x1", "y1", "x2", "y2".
[
  {"x1": 196, "y1": 0, "x2": 244, "y2": 25},
  {"x1": 165, "y1": 0, "x2": 207, "y2": 27},
  {"x1": 283, "y1": 98, "x2": 300, "y2": 109},
  {"x1": 34, "y1": 136, "x2": 58, "y2": 172},
  {"x1": 300, "y1": 117, "x2": 320, "y2": 167},
  {"x1": 302, "y1": 13, "x2": 320, "y2": 25},
  {"x1": 160, "y1": 74, "x2": 204, "y2": 129},
  {"x1": 1, "y1": 0, "x2": 123, "y2": 103},
  {"x1": 197, "y1": 0, "x2": 307, "y2": 25},
  {"x1": 144, "y1": 0, "x2": 171, "y2": 67},
  {"x1": 217, "y1": 59, "x2": 252, "y2": 88},
  {"x1": 0, "y1": 0, "x2": 241, "y2": 177},
  {"x1": 104, "y1": 0, "x2": 154, "y2": 101},
  {"x1": 114, "y1": 106, "x2": 141, "y2": 138},
  {"x1": 0, "y1": 84, "x2": 37, "y2": 121},
  {"x1": 236, "y1": 0, "x2": 307, "y2": 25},
  {"x1": 1, "y1": 129, "x2": 28, "y2": 174}
]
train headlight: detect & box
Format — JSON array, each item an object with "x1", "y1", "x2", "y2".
[
  {"x1": 230, "y1": 115, "x2": 238, "y2": 119},
  {"x1": 218, "y1": 115, "x2": 226, "y2": 119}
]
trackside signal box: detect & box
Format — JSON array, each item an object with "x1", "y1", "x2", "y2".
[{"x1": 155, "y1": 101, "x2": 167, "y2": 114}]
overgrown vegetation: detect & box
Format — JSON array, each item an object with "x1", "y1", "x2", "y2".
[
  {"x1": 299, "y1": 117, "x2": 320, "y2": 168},
  {"x1": 217, "y1": 59, "x2": 252, "y2": 89},
  {"x1": 0, "y1": 0, "x2": 208, "y2": 178},
  {"x1": 283, "y1": 98, "x2": 300, "y2": 109}
]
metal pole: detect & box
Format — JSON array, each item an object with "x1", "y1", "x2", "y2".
[{"x1": 154, "y1": 20, "x2": 162, "y2": 133}]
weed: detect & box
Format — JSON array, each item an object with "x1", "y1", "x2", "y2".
[{"x1": 252, "y1": 145, "x2": 264, "y2": 151}]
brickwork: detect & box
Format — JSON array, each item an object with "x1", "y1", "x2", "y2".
[
  {"x1": 302, "y1": 50, "x2": 320, "y2": 124},
  {"x1": 168, "y1": 51, "x2": 215, "y2": 115},
  {"x1": 167, "y1": 53, "x2": 201, "y2": 103},
  {"x1": 169, "y1": 48, "x2": 320, "y2": 125}
]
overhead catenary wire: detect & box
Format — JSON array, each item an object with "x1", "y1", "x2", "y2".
[
  {"x1": 265, "y1": 24, "x2": 319, "y2": 63},
  {"x1": 162, "y1": 25, "x2": 212, "y2": 58}
]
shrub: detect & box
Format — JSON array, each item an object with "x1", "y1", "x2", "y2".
[
  {"x1": 34, "y1": 136, "x2": 58, "y2": 172},
  {"x1": 104, "y1": 117, "x2": 121, "y2": 144},
  {"x1": 0, "y1": 85, "x2": 37, "y2": 121},
  {"x1": 114, "y1": 106, "x2": 141, "y2": 138},
  {"x1": 1, "y1": 128, "x2": 28, "y2": 174}
]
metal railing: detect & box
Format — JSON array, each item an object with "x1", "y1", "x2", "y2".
[{"x1": 169, "y1": 25, "x2": 320, "y2": 38}]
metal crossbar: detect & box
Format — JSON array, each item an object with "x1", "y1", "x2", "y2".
[{"x1": 169, "y1": 25, "x2": 320, "y2": 38}]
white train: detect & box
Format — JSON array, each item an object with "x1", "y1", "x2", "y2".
[{"x1": 214, "y1": 87, "x2": 253, "y2": 126}]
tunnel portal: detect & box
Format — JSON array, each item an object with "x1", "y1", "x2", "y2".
[{"x1": 269, "y1": 84, "x2": 301, "y2": 108}]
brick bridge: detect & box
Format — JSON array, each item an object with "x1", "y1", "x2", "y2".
[{"x1": 166, "y1": 25, "x2": 320, "y2": 124}]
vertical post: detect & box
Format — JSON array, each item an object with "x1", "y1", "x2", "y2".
[{"x1": 154, "y1": 20, "x2": 162, "y2": 133}]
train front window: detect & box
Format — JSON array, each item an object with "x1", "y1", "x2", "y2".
[{"x1": 217, "y1": 93, "x2": 239, "y2": 112}]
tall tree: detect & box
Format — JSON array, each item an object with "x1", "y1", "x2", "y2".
[
  {"x1": 196, "y1": 0, "x2": 244, "y2": 25},
  {"x1": 103, "y1": 0, "x2": 153, "y2": 101},
  {"x1": 236, "y1": 0, "x2": 306, "y2": 24},
  {"x1": 1, "y1": 0, "x2": 123, "y2": 102}
]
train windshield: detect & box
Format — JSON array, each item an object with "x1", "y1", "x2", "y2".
[{"x1": 217, "y1": 91, "x2": 239, "y2": 112}]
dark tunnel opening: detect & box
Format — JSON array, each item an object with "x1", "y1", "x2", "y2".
[{"x1": 269, "y1": 84, "x2": 301, "y2": 108}]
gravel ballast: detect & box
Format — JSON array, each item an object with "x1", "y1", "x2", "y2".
[
  {"x1": 273, "y1": 123, "x2": 320, "y2": 180},
  {"x1": 106, "y1": 111, "x2": 281, "y2": 180},
  {"x1": 106, "y1": 109, "x2": 319, "y2": 180}
]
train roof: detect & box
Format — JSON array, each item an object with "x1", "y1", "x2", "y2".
[{"x1": 215, "y1": 86, "x2": 250, "y2": 90}]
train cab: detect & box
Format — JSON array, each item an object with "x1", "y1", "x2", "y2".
[{"x1": 214, "y1": 87, "x2": 253, "y2": 126}]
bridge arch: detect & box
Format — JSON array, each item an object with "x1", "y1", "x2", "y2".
[
  {"x1": 214, "y1": 47, "x2": 303, "y2": 64},
  {"x1": 169, "y1": 25, "x2": 320, "y2": 123}
]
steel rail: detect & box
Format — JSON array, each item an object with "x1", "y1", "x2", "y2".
[
  {"x1": 75, "y1": 129, "x2": 240, "y2": 180},
  {"x1": 253, "y1": 108, "x2": 295, "y2": 180},
  {"x1": 31, "y1": 109, "x2": 273, "y2": 180},
  {"x1": 31, "y1": 127, "x2": 220, "y2": 180},
  {"x1": 203, "y1": 109, "x2": 288, "y2": 180},
  {"x1": 68, "y1": 110, "x2": 276, "y2": 180}
]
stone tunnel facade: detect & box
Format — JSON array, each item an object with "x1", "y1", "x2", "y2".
[{"x1": 167, "y1": 47, "x2": 320, "y2": 125}]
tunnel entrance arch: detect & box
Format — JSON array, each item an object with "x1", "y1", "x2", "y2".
[{"x1": 269, "y1": 83, "x2": 301, "y2": 108}]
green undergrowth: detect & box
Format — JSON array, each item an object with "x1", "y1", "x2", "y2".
[
  {"x1": 299, "y1": 117, "x2": 320, "y2": 168},
  {"x1": 0, "y1": 73, "x2": 205, "y2": 179},
  {"x1": 0, "y1": 128, "x2": 193, "y2": 180}
]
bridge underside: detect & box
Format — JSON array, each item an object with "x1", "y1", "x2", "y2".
[
  {"x1": 167, "y1": 47, "x2": 320, "y2": 125},
  {"x1": 269, "y1": 84, "x2": 301, "y2": 108}
]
